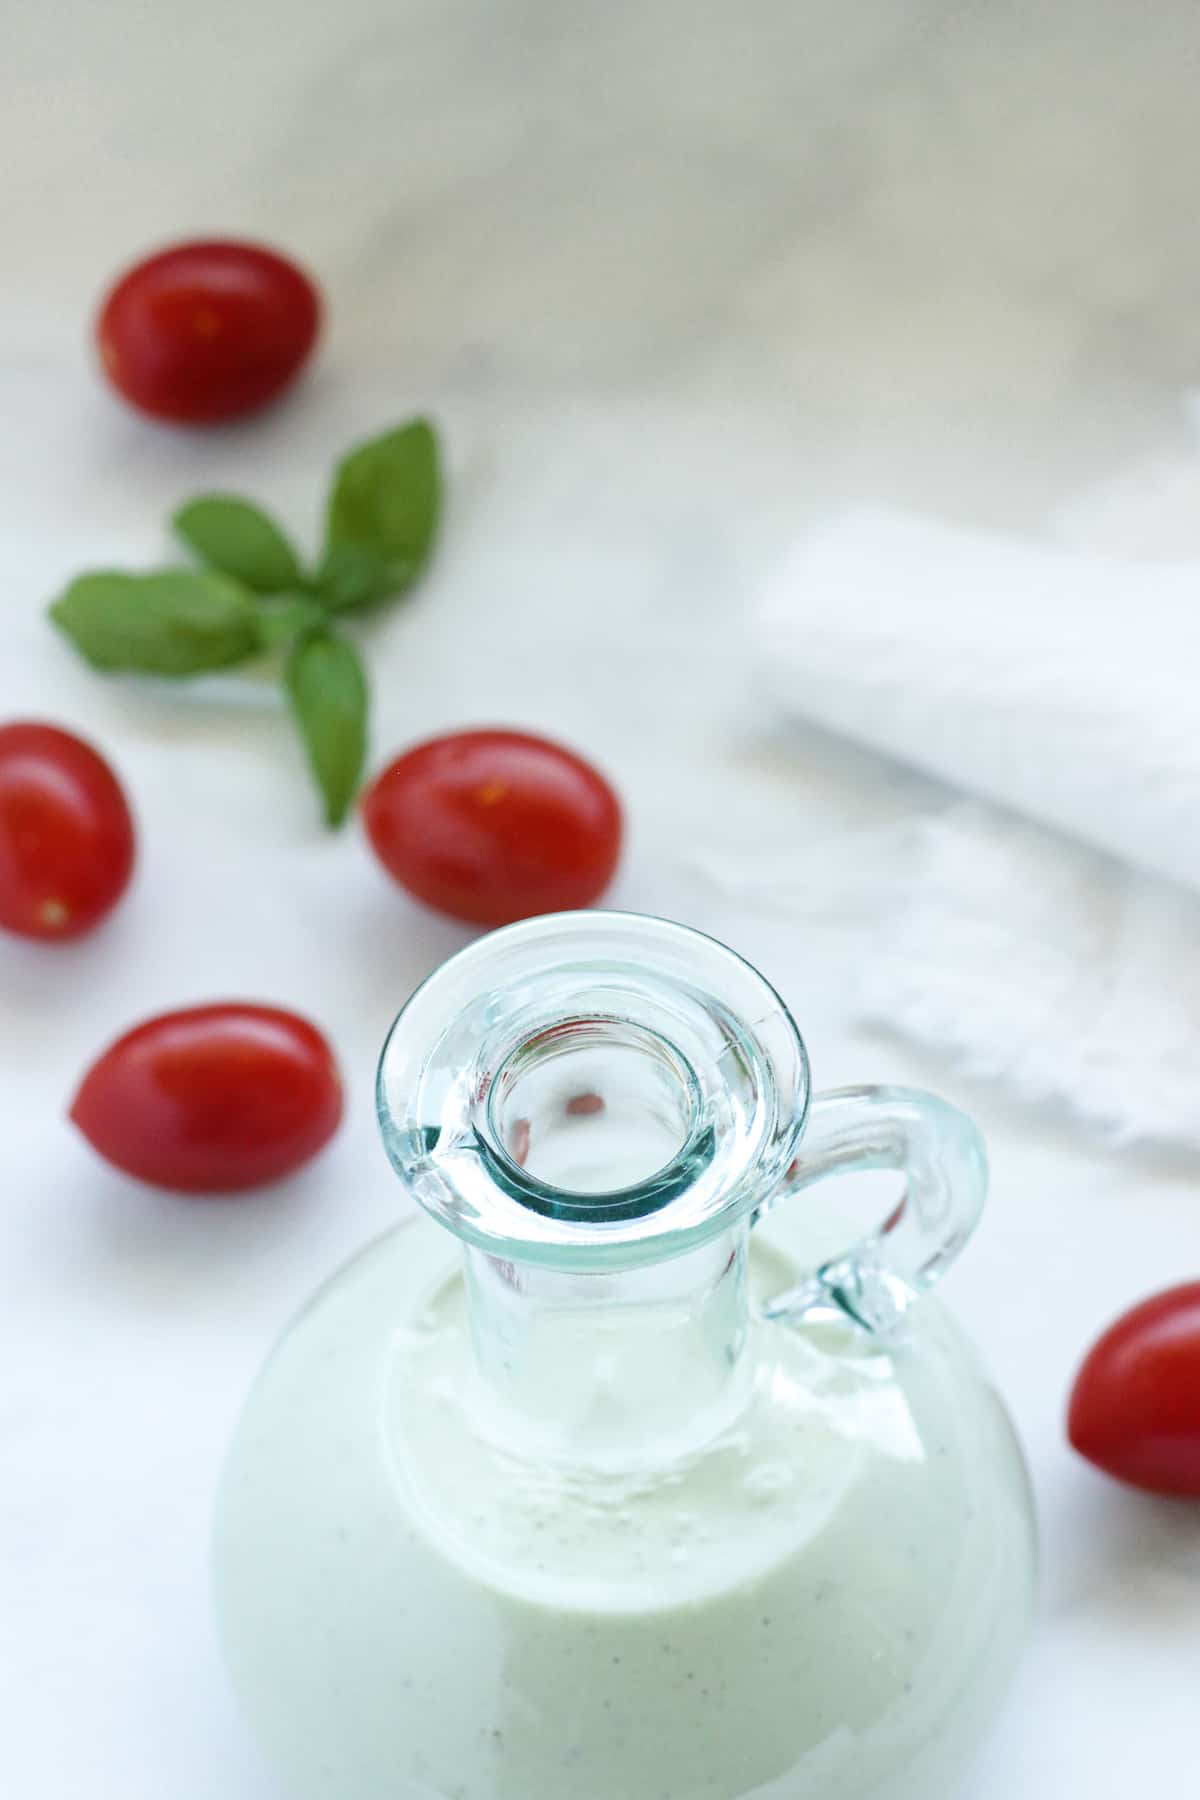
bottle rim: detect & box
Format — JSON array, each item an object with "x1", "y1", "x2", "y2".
[{"x1": 376, "y1": 910, "x2": 811, "y2": 1271}]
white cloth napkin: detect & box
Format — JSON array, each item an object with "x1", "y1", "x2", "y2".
[
  {"x1": 758, "y1": 510, "x2": 1200, "y2": 891},
  {"x1": 736, "y1": 510, "x2": 1200, "y2": 1152}
]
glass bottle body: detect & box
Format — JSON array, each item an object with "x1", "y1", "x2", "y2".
[
  {"x1": 213, "y1": 913, "x2": 1035, "y2": 1799},
  {"x1": 214, "y1": 1218, "x2": 1033, "y2": 1799}
]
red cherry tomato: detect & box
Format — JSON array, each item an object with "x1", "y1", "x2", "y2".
[
  {"x1": 96, "y1": 240, "x2": 320, "y2": 424},
  {"x1": 361, "y1": 728, "x2": 623, "y2": 927},
  {"x1": 70, "y1": 1004, "x2": 342, "y2": 1194},
  {"x1": 0, "y1": 722, "x2": 135, "y2": 940},
  {"x1": 1068, "y1": 1282, "x2": 1200, "y2": 1496}
]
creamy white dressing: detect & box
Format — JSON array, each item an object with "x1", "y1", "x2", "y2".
[{"x1": 213, "y1": 1222, "x2": 1034, "y2": 1800}]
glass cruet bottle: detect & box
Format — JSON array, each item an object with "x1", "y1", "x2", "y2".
[{"x1": 212, "y1": 911, "x2": 1035, "y2": 1800}]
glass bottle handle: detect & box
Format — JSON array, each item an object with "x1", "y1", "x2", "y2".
[{"x1": 759, "y1": 1085, "x2": 987, "y2": 1337}]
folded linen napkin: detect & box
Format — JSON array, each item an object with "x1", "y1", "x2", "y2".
[
  {"x1": 757, "y1": 510, "x2": 1200, "y2": 892},
  {"x1": 734, "y1": 510, "x2": 1200, "y2": 1152}
]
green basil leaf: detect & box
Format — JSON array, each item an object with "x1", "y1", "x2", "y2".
[
  {"x1": 315, "y1": 541, "x2": 404, "y2": 612},
  {"x1": 253, "y1": 594, "x2": 328, "y2": 650},
  {"x1": 173, "y1": 495, "x2": 304, "y2": 593},
  {"x1": 50, "y1": 570, "x2": 263, "y2": 676},
  {"x1": 318, "y1": 418, "x2": 441, "y2": 610},
  {"x1": 284, "y1": 628, "x2": 368, "y2": 827}
]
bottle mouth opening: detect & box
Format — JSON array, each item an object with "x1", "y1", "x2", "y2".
[
  {"x1": 376, "y1": 911, "x2": 810, "y2": 1271},
  {"x1": 484, "y1": 1016, "x2": 708, "y2": 1221}
]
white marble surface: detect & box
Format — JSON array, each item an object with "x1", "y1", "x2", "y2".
[{"x1": 4, "y1": 3, "x2": 1200, "y2": 1795}]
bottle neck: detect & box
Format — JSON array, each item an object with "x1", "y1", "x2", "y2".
[{"x1": 461, "y1": 1222, "x2": 753, "y2": 1468}]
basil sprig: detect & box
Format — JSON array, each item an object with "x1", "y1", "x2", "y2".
[{"x1": 49, "y1": 420, "x2": 441, "y2": 827}]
